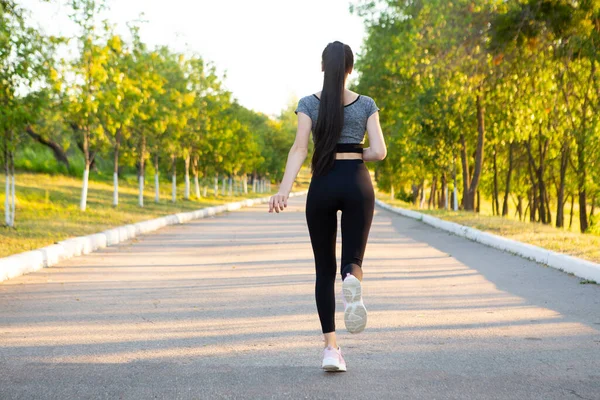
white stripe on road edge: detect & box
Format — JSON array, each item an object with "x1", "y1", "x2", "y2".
[
  {"x1": 375, "y1": 199, "x2": 600, "y2": 283},
  {"x1": 0, "y1": 191, "x2": 308, "y2": 283}
]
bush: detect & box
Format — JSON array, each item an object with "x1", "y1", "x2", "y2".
[
  {"x1": 395, "y1": 187, "x2": 415, "y2": 203},
  {"x1": 588, "y1": 214, "x2": 600, "y2": 235},
  {"x1": 14, "y1": 145, "x2": 74, "y2": 175}
]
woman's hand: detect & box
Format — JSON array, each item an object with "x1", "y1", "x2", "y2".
[{"x1": 268, "y1": 192, "x2": 289, "y2": 213}]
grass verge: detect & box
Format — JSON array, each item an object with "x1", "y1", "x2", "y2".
[
  {"x1": 375, "y1": 191, "x2": 600, "y2": 264},
  {"x1": 0, "y1": 169, "x2": 310, "y2": 258}
]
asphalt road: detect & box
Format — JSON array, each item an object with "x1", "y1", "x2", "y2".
[{"x1": 1, "y1": 194, "x2": 599, "y2": 400}]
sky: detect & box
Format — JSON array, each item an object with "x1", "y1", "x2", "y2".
[{"x1": 20, "y1": 0, "x2": 368, "y2": 118}]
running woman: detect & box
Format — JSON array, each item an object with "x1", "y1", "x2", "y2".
[{"x1": 268, "y1": 40, "x2": 386, "y2": 372}]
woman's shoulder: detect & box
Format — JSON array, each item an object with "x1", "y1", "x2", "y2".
[
  {"x1": 295, "y1": 94, "x2": 319, "y2": 116},
  {"x1": 299, "y1": 93, "x2": 320, "y2": 104},
  {"x1": 357, "y1": 94, "x2": 376, "y2": 104},
  {"x1": 357, "y1": 94, "x2": 380, "y2": 117}
]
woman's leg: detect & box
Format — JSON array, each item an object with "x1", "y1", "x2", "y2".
[
  {"x1": 340, "y1": 162, "x2": 375, "y2": 281},
  {"x1": 337, "y1": 162, "x2": 374, "y2": 334},
  {"x1": 305, "y1": 177, "x2": 339, "y2": 346}
]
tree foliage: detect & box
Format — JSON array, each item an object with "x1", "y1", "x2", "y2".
[
  {"x1": 2, "y1": 0, "x2": 294, "y2": 222},
  {"x1": 352, "y1": 0, "x2": 600, "y2": 232}
]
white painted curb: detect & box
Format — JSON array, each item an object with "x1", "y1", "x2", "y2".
[
  {"x1": 375, "y1": 199, "x2": 600, "y2": 283},
  {"x1": 0, "y1": 191, "x2": 308, "y2": 283}
]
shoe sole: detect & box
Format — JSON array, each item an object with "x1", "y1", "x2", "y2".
[
  {"x1": 322, "y1": 358, "x2": 347, "y2": 372},
  {"x1": 343, "y1": 276, "x2": 367, "y2": 334}
]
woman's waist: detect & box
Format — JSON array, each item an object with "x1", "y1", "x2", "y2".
[
  {"x1": 335, "y1": 143, "x2": 363, "y2": 159},
  {"x1": 335, "y1": 143, "x2": 364, "y2": 153},
  {"x1": 335, "y1": 153, "x2": 362, "y2": 160}
]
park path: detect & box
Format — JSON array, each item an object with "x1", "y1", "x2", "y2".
[{"x1": 1, "y1": 194, "x2": 599, "y2": 400}]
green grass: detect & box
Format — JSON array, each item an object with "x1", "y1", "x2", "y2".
[
  {"x1": 0, "y1": 168, "x2": 311, "y2": 258},
  {"x1": 375, "y1": 190, "x2": 600, "y2": 264}
]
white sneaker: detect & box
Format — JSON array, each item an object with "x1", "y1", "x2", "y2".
[
  {"x1": 322, "y1": 345, "x2": 347, "y2": 372},
  {"x1": 342, "y1": 274, "x2": 367, "y2": 334}
]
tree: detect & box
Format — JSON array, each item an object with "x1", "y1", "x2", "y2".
[
  {"x1": 1, "y1": 0, "x2": 55, "y2": 226},
  {"x1": 66, "y1": 0, "x2": 111, "y2": 211},
  {"x1": 97, "y1": 29, "x2": 140, "y2": 207}
]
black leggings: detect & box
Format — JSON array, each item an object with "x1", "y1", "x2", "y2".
[{"x1": 305, "y1": 159, "x2": 375, "y2": 334}]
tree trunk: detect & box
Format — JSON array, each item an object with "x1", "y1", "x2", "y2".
[
  {"x1": 138, "y1": 134, "x2": 146, "y2": 208},
  {"x1": 4, "y1": 131, "x2": 11, "y2": 226},
  {"x1": 80, "y1": 165, "x2": 90, "y2": 212},
  {"x1": 184, "y1": 154, "x2": 190, "y2": 200},
  {"x1": 502, "y1": 142, "x2": 514, "y2": 217},
  {"x1": 545, "y1": 186, "x2": 552, "y2": 225},
  {"x1": 9, "y1": 152, "x2": 15, "y2": 226},
  {"x1": 113, "y1": 170, "x2": 119, "y2": 207},
  {"x1": 80, "y1": 130, "x2": 91, "y2": 212},
  {"x1": 214, "y1": 173, "x2": 219, "y2": 197},
  {"x1": 452, "y1": 159, "x2": 459, "y2": 211},
  {"x1": 154, "y1": 154, "x2": 160, "y2": 203},
  {"x1": 411, "y1": 184, "x2": 420, "y2": 205},
  {"x1": 569, "y1": 193, "x2": 575, "y2": 229},
  {"x1": 428, "y1": 177, "x2": 437, "y2": 209},
  {"x1": 460, "y1": 92, "x2": 486, "y2": 211},
  {"x1": 492, "y1": 145, "x2": 499, "y2": 216},
  {"x1": 460, "y1": 133, "x2": 470, "y2": 209},
  {"x1": 526, "y1": 153, "x2": 538, "y2": 222},
  {"x1": 419, "y1": 180, "x2": 426, "y2": 209},
  {"x1": 577, "y1": 144, "x2": 588, "y2": 233},
  {"x1": 529, "y1": 188, "x2": 537, "y2": 222},
  {"x1": 453, "y1": 186, "x2": 458, "y2": 211},
  {"x1": 25, "y1": 125, "x2": 70, "y2": 169},
  {"x1": 525, "y1": 133, "x2": 549, "y2": 224},
  {"x1": 439, "y1": 172, "x2": 447, "y2": 209},
  {"x1": 75, "y1": 139, "x2": 97, "y2": 171},
  {"x1": 574, "y1": 59, "x2": 596, "y2": 233},
  {"x1": 467, "y1": 92, "x2": 486, "y2": 211},
  {"x1": 193, "y1": 156, "x2": 200, "y2": 198},
  {"x1": 4, "y1": 168, "x2": 10, "y2": 226},
  {"x1": 3, "y1": 143, "x2": 16, "y2": 227},
  {"x1": 243, "y1": 173, "x2": 248, "y2": 194},
  {"x1": 579, "y1": 189, "x2": 588, "y2": 233},
  {"x1": 516, "y1": 195, "x2": 523, "y2": 221},
  {"x1": 556, "y1": 143, "x2": 569, "y2": 228},
  {"x1": 171, "y1": 155, "x2": 177, "y2": 203},
  {"x1": 537, "y1": 137, "x2": 549, "y2": 224},
  {"x1": 112, "y1": 129, "x2": 120, "y2": 207}
]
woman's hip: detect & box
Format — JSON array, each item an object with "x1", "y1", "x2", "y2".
[{"x1": 307, "y1": 162, "x2": 373, "y2": 201}]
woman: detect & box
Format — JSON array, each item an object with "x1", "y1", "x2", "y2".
[{"x1": 268, "y1": 41, "x2": 386, "y2": 372}]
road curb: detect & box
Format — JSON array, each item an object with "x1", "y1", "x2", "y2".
[
  {"x1": 375, "y1": 198, "x2": 600, "y2": 282},
  {"x1": 0, "y1": 191, "x2": 308, "y2": 283}
]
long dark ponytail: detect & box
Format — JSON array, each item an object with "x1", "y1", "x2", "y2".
[{"x1": 311, "y1": 41, "x2": 354, "y2": 177}]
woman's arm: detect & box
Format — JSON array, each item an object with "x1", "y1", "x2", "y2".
[
  {"x1": 269, "y1": 111, "x2": 311, "y2": 213},
  {"x1": 362, "y1": 111, "x2": 387, "y2": 162}
]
